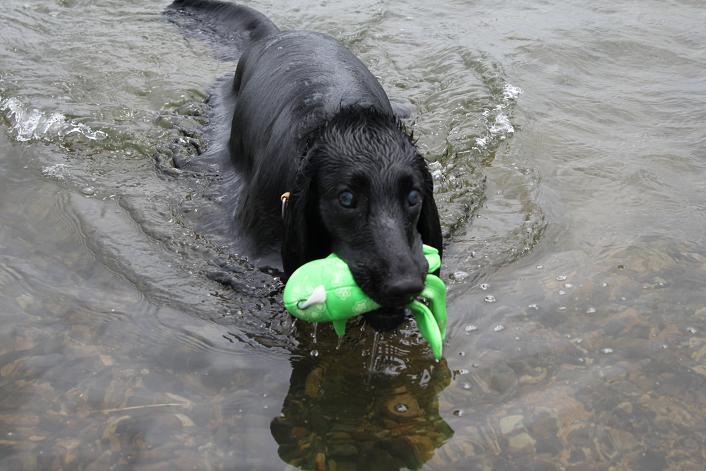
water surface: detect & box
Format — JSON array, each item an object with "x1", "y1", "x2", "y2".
[{"x1": 1, "y1": 0, "x2": 705, "y2": 469}]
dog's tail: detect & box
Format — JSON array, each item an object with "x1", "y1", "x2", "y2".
[{"x1": 166, "y1": 0, "x2": 280, "y2": 61}]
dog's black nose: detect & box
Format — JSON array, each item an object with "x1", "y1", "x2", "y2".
[{"x1": 385, "y1": 277, "x2": 424, "y2": 306}]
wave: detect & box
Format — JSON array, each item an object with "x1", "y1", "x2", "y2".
[{"x1": 0, "y1": 95, "x2": 107, "y2": 143}]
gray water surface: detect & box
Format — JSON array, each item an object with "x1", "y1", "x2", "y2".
[{"x1": 1, "y1": 0, "x2": 705, "y2": 469}]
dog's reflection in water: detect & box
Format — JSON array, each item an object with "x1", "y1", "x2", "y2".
[{"x1": 271, "y1": 323, "x2": 453, "y2": 470}]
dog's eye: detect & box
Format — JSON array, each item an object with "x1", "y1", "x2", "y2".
[
  {"x1": 338, "y1": 190, "x2": 356, "y2": 208},
  {"x1": 407, "y1": 190, "x2": 421, "y2": 207}
]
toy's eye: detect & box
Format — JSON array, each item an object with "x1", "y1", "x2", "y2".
[
  {"x1": 338, "y1": 190, "x2": 356, "y2": 208},
  {"x1": 407, "y1": 190, "x2": 421, "y2": 207}
]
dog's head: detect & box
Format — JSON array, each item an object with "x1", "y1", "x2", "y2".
[{"x1": 282, "y1": 108, "x2": 442, "y2": 330}]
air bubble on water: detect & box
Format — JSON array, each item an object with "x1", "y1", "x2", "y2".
[
  {"x1": 558, "y1": 290, "x2": 567, "y2": 296},
  {"x1": 80, "y1": 186, "x2": 95, "y2": 196},
  {"x1": 556, "y1": 275, "x2": 568, "y2": 281},
  {"x1": 601, "y1": 282, "x2": 608, "y2": 287},
  {"x1": 484, "y1": 295, "x2": 496, "y2": 303},
  {"x1": 310, "y1": 349, "x2": 319, "y2": 357},
  {"x1": 564, "y1": 283, "x2": 573, "y2": 289},
  {"x1": 536, "y1": 265, "x2": 544, "y2": 270},
  {"x1": 528, "y1": 303, "x2": 538, "y2": 310},
  {"x1": 395, "y1": 403, "x2": 409, "y2": 413},
  {"x1": 479, "y1": 283, "x2": 489, "y2": 291},
  {"x1": 493, "y1": 324, "x2": 505, "y2": 332},
  {"x1": 602, "y1": 348, "x2": 614, "y2": 354},
  {"x1": 686, "y1": 327, "x2": 697, "y2": 335},
  {"x1": 451, "y1": 271, "x2": 469, "y2": 282},
  {"x1": 452, "y1": 409, "x2": 464, "y2": 417},
  {"x1": 459, "y1": 351, "x2": 466, "y2": 357},
  {"x1": 558, "y1": 306, "x2": 567, "y2": 311},
  {"x1": 463, "y1": 382, "x2": 471, "y2": 390},
  {"x1": 458, "y1": 368, "x2": 469, "y2": 375},
  {"x1": 586, "y1": 307, "x2": 596, "y2": 314},
  {"x1": 464, "y1": 324, "x2": 478, "y2": 333}
]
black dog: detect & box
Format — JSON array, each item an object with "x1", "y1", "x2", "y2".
[{"x1": 169, "y1": 0, "x2": 443, "y2": 329}]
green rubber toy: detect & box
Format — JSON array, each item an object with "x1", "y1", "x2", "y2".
[{"x1": 283, "y1": 245, "x2": 447, "y2": 359}]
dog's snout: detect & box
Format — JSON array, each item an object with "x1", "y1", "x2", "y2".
[{"x1": 385, "y1": 276, "x2": 424, "y2": 305}]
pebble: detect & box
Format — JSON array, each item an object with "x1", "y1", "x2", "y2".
[{"x1": 464, "y1": 324, "x2": 478, "y2": 333}]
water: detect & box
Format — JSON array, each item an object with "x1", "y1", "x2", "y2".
[{"x1": 1, "y1": 0, "x2": 705, "y2": 469}]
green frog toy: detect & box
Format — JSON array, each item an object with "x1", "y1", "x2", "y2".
[{"x1": 283, "y1": 245, "x2": 447, "y2": 359}]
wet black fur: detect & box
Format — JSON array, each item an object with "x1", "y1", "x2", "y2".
[{"x1": 168, "y1": 0, "x2": 443, "y2": 329}]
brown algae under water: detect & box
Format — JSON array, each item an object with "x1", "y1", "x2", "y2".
[{"x1": 1, "y1": 0, "x2": 706, "y2": 470}]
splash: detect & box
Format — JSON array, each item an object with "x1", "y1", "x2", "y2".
[
  {"x1": 474, "y1": 82, "x2": 523, "y2": 149},
  {"x1": 0, "y1": 95, "x2": 107, "y2": 143}
]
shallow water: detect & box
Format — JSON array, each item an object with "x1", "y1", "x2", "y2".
[{"x1": 1, "y1": 0, "x2": 705, "y2": 469}]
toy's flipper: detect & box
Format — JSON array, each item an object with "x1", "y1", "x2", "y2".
[
  {"x1": 421, "y1": 274, "x2": 447, "y2": 339},
  {"x1": 332, "y1": 319, "x2": 347, "y2": 337},
  {"x1": 410, "y1": 300, "x2": 443, "y2": 360},
  {"x1": 423, "y1": 245, "x2": 441, "y2": 273}
]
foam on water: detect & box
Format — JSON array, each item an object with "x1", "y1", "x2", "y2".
[
  {"x1": 474, "y1": 82, "x2": 522, "y2": 149},
  {"x1": 0, "y1": 95, "x2": 107, "y2": 143}
]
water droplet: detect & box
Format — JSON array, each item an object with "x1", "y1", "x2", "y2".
[
  {"x1": 528, "y1": 303, "x2": 538, "y2": 310},
  {"x1": 556, "y1": 275, "x2": 567, "y2": 281},
  {"x1": 484, "y1": 295, "x2": 496, "y2": 303},
  {"x1": 462, "y1": 382, "x2": 471, "y2": 390},
  {"x1": 395, "y1": 403, "x2": 409, "y2": 413},
  {"x1": 464, "y1": 324, "x2": 479, "y2": 333},
  {"x1": 686, "y1": 327, "x2": 697, "y2": 334},
  {"x1": 602, "y1": 348, "x2": 614, "y2": 354},
  {"x1": 586, "y1": 307, "x2": 596, "y2": 314},
  {"x1": 310, "y1": 349, "x2": 319, "y2": 357},
  {"x1": 479, "y1": 283, "x2": 489, "y2": 290},
  {"x1": 493, "y1": 324, "x2": 505, "y2": 332},
  {"x1": 452, "y1": 409, "x2": 464, "y2": 417}
]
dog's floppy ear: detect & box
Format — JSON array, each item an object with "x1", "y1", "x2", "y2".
[
  {"x1": 281, "y1": 153, "x2": 331, "y2": 277},
  {"x1": 418, "y1": 158, "x2": 443, "y2": 260}
]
